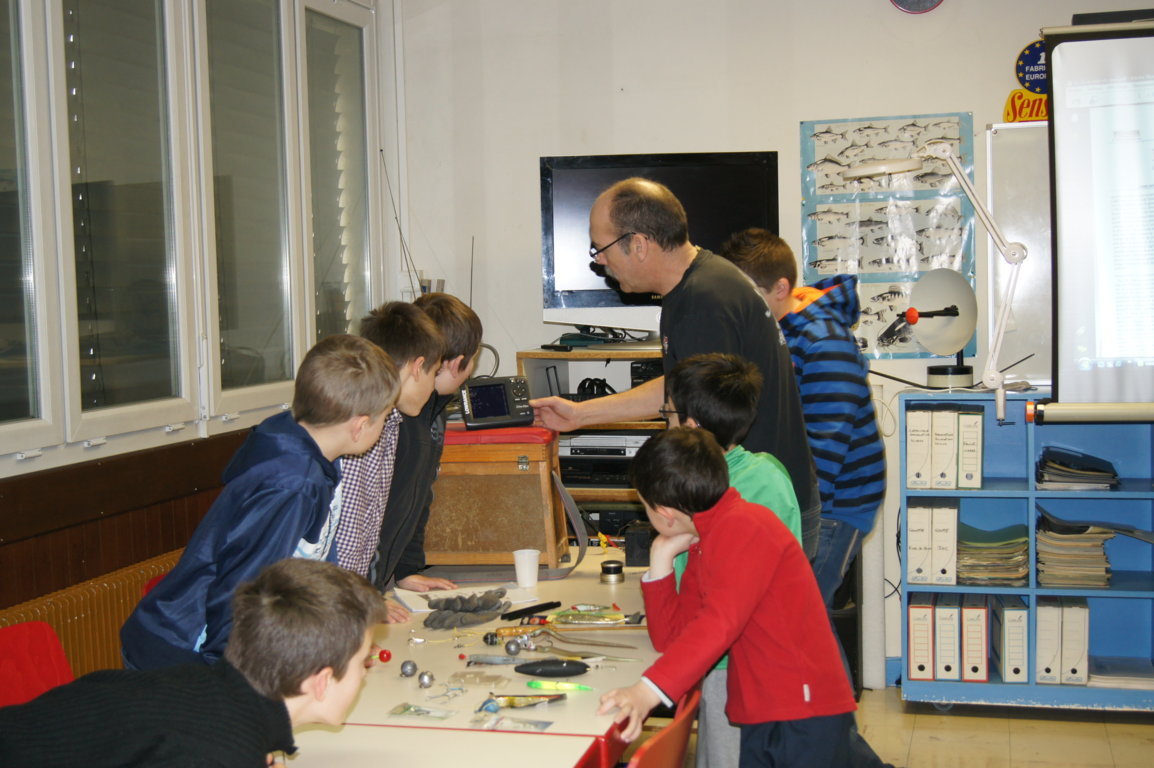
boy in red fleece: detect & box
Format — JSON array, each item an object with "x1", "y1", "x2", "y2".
[{"x1": 598, "y1": 427, "x2": 890, "y2": 768}]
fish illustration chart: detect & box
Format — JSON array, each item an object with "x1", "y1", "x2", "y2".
[{"x1": 799, "y1": 112, "x2": 977, "y2": 360}]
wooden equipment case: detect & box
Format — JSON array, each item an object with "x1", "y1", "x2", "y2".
[{"x1": 424, "y1": 426, "x2": 569, "y2": 568}]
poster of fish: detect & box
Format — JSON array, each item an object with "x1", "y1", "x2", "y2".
[{"x1": 799, "y1": 112, "x2": 977, "y2": 359}]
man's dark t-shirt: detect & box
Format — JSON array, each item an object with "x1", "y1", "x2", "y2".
[{"x1": 660, "y1": 249, "x2": 819, "y2": 516}]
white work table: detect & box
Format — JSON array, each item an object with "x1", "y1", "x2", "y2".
[
  {"x1": 290, "y1": 726, "x2": 600, "y2": 767},
  {"x1": 288, "y1": 550, "x2": 656, "y2": 768}
]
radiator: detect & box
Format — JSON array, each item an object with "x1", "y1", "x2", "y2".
[{"x1": 0, "y1": 549, "x2": 182, "y2": 678}]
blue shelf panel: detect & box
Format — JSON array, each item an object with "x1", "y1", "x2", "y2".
[
  {"x1": 899, "y1": 390, "x2": 1154, "y2": 712},
  {"x1": 1034, "y1": 479, "x2": 1154, "y2": 497},
  {"x1": 901, "y1": 678, "x2": 1154, "y2": 711},
  {"x1": 904, "y1": 479, "x2": 1154, "y2": 495},
  {"x1": 1035, "y1": 422, "x2": 1153, "y2": 481},
  {"x1": 906, "y1": 477, "x2": 1031, "y2": 496},
  {"x1": 904, "y1": 585, "x2": 1029, "y2": 597},
  {"x1": 1034, "y1": 571, "x2": 1154, "y2": 597},
  {"x1": 897, "y1": 391, "x2": 1035, "y2": 403}
]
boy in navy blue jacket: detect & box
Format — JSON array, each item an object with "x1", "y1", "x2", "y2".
[{"x1": 120, "y1": 334, "x2": 398, "y2": 670}]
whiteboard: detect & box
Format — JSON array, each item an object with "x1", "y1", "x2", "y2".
[{"x1": 986, "y1": 122, "x2": 1052, "y2": 386}]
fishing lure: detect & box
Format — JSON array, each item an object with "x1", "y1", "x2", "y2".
[
  {"x1": 513, "y1": 659, "x2": 589, "y2": 677},
  {"x1": 447, "y1": 671, "x2": 510, "y2": 688},
  {"x1": 470, "y1": 713, "x2": 552, "y2": 732},
  {"x1": 476, "y1": 693, "x2": 566, "y2": 713},
  {"x1": 465, "y1": 654, "x2": 523, "y2": 666},
  {"x1": 526, "y1": 679, "x2": 592, "y2": 692},
  {"x1": 552, "y1": 610, "x2": 625, "y2": 625},
  {"x1": 388, "y1": 702, "x2": 455, "y2": 720}
]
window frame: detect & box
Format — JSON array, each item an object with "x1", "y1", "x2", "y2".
[
  {"x1": 297, "y1": 0, "x2": 385, "y2": 343},
  {"x1": 193, "y1": 0, "x2": 300, "y2": 433},
  {"x1": 0, "y1": 0, "x2": 66, "y2": 457},
  {"x1": 0, "y1": 0, "x2": 394, "y2": 476},
  {"x1": 49, "y1": 0, "x2": 201, "y2": 444}
]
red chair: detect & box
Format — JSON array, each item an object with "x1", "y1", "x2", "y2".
[
  {"x1": 626, "y1": 684, "x2": 702, "y2": 768},
  {"x1": 0, "y1": 621, "x2": 74, "y2": 707}
]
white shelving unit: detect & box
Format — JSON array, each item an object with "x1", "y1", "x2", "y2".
[{"x1": 899, "y1": 390, "x2": 1154, "y2": 710}]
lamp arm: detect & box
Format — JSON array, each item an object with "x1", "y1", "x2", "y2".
[
  {"x1": 983, "y1": 258, "x2": 1023, "y2": 423},
  {"x1": 919, "y1": 143, "x2": 1025, "y2": 265},
  {"x1": 919, "y1": 142, "x2": 1028, "y2": 423}
]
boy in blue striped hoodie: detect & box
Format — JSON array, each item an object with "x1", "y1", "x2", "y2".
[{"x1": 720, "y1": 229, "x2": 886, "y2": 644}]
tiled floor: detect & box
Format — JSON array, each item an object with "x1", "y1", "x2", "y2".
[
  {"x1": 632, "y1": 686, "x2": 1154, "y2": 767},
  {"x1": 853, "y1": 686, "x2": 1154, "y2": 768}
]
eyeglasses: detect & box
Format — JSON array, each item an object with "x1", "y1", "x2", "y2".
[
  {"x1": 658, "y1": 407, "x2": 683, "y2": 423},
  {"x1": 589, "y1": 231, "x2": 636, "y2": 260}
]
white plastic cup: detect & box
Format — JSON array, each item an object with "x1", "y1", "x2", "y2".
[{"x1": 513, "y1": 548, "x2": 541, "y2": 588}]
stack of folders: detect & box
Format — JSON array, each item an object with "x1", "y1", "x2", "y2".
[
  {"x1": 1035, "y1": 596, "x2": 1089, "y2": 685},
  {"x1": 1036, "y1": 446, "x2": 1119, "y2": 490},
  {"x1": 906, "y1": 405, "x2": 984, "y2": 491},
  {"x1": 1088, "y1": 656, "x2": 1154, "y2": 690},
  {"x1": 908, "y1": 593, "x2": 1002, "y2": 682},
  {"x1": 906, "y1": 505, "x2": 958, "y2": 585},
  {"x1": 956, "y1": 521, "x2": 1029, "y2": 587},
  {"x1": 1036, "y1": 507, "x2": 1113, "y2": 587}
]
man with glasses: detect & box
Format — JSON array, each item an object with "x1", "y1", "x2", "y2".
[{"x1": 531, "y1": 177, "x2": 821, "y2": 559}]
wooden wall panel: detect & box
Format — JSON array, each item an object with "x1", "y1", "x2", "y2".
[
  {"x1": 0, "y1": 431, "x2": 243, "y2": 543},
  {"x1": 0, "y1": 491, "x2": 219, "y2": 608},
  {"x1": 0, "y1": 431, "x2": 244, "y2": 609}
]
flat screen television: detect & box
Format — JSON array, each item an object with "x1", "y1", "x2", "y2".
[{"x1": 540, "y1": 151, "x2": 778, "y2": 334}]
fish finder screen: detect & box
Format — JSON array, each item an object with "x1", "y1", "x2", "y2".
[{"x1": 469, "y1": 383, "x2": 510, "y2": 418}]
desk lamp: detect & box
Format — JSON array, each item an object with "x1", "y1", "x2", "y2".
[
  {"x1": 845, "y1": 140, "x2": 1027, "y2": 424},
  {"x1": 903, "y1": 268, "x2": 978, "y2": 388}
]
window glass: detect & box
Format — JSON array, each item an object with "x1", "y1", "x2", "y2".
[
  {"x1": 306, "y1": 9, "x2": 369, "y2": 340},
  {"x1": 206, "y1": 0, "x2": 291, "y2": 388},
  {"x1": 63, "y1": 0, "x2": 179, "y2": 410},
  {"x1": 0, "y1": 0, "x2": 36, "y2": 422}
]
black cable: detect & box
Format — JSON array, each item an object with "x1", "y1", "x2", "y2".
[
  {"x1": 869, "y1": 369, "x2": 950, "y2": 390},
  {"x1": 1000, "y1": 352, "x2": 1035, "y2": 373},
  {"x1": 867, "y1": 351, "x2": 1037, "y2": 393}
]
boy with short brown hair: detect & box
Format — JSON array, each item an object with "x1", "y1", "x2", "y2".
[
  {"x1": 334, "y1": 302, "x2": 445, "y2": 598},
  {"x1": 372, "y1": 293, "x2": 484, "y2": 601},
  {"x1": 3, "y1": 558, "x2": 387, "y2": 768},
  {"x1": 121, "y1": 334, "x2": 397, "y2": 670}
]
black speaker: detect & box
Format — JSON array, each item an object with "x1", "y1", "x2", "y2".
[{"x1": 623, "y1": 520, "x2": 655, "y2": 567}]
